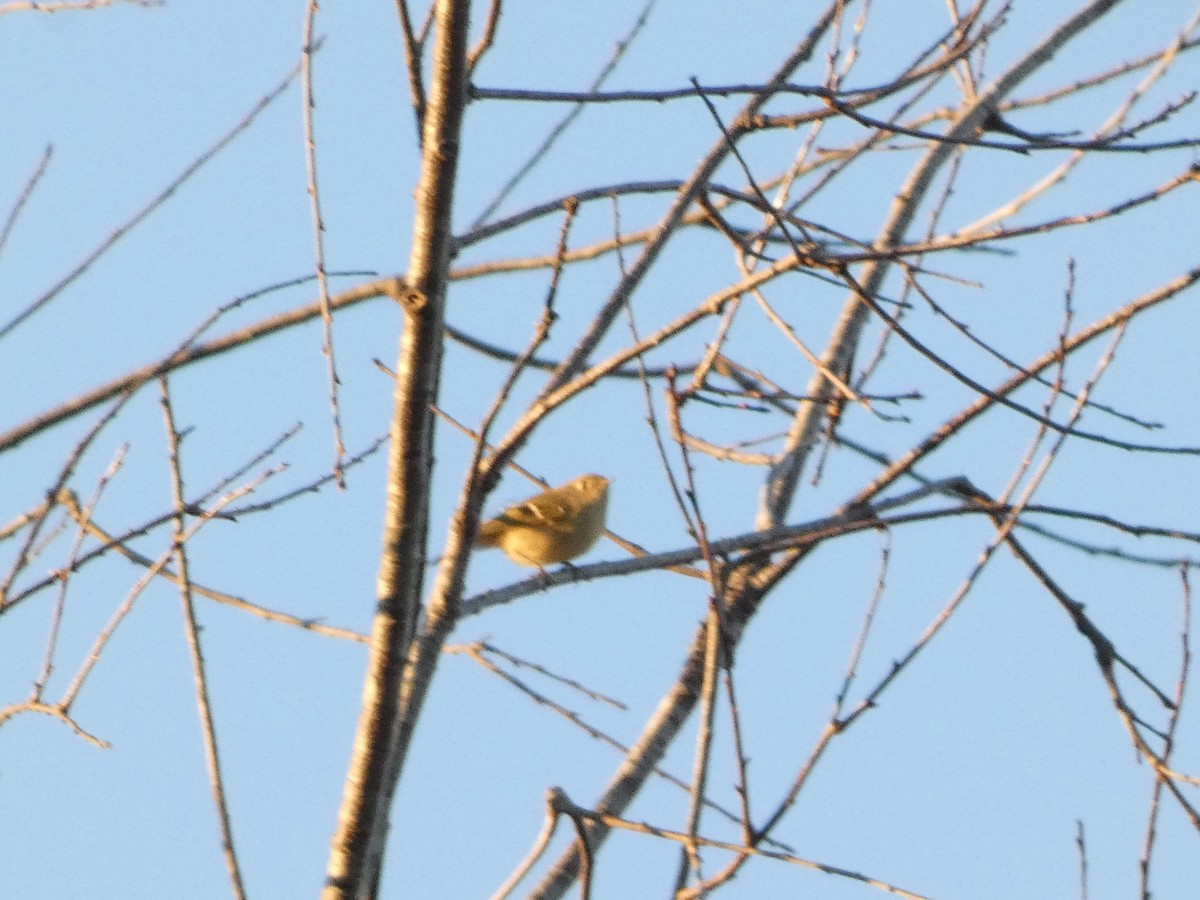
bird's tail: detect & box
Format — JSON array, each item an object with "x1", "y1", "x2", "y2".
[{"x1": 476, "y1": 519, "x2": 504, "y2": 548}]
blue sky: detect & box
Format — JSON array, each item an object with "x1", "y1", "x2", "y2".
[{"x1": 2, "y1": 2, "x2": 1200, "y2": 898}]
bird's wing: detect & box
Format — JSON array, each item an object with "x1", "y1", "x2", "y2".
[{"x1": 499, "y1": 498, "x2": 573, "y2": 532}]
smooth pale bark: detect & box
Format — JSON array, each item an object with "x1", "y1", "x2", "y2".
[{"x1": 323, "y1": 1, "x2": 471, "y2": 897}]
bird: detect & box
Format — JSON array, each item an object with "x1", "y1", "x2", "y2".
[{"x1": 476, "y1": 474, "x2": 611, "y2": 567}]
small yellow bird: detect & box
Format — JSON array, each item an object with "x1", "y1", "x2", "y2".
[{"x1": 476, "y1": 474, "x2": 611, "y2": 567}]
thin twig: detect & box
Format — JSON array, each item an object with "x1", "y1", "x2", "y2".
[
  {"x1": 301, "y1": 6, "x2": 347, "y2": 487},
  {"x1": 160, "y1": 378, "x2": 247, "y2": 900},
  {"x1": 0, "y1": 145, "x2": 52, "y2": 263}
]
